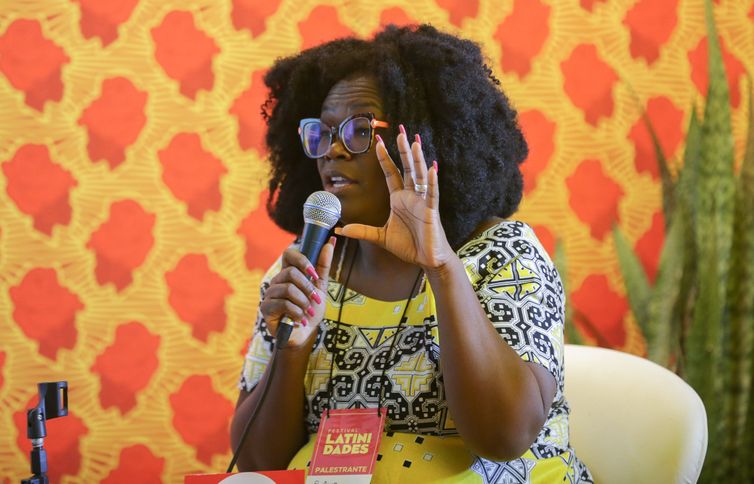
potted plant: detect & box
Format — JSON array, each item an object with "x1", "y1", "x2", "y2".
[{"x1": 611, "y1": 0, "x2": 753, "y2": 481}]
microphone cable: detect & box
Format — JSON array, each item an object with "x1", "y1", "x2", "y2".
[{"x1": 226, "y1": 343, "x2": 282, "y2": 472}]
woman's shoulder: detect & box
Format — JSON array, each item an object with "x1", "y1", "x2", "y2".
[
  {"x1": 457, "y1": 219, "x2": 556, "y2": 279},
  {"x1": 457, "y1": 219, "x2": 544, "y2": 253}
]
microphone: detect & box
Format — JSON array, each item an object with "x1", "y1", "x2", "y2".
[
  {"x1": 227, "y1": 192, "x2": 340, "y2": 472},
  {"x1": 276, "y1": 190, "x2": 341, "y2": 348}
]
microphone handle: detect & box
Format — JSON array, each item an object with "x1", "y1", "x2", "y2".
[
  {"x1": 299, "y1": 222, "x2": 331, "y2": 262},
  {"x1": 275, "y1": 222, "x2": 331, "y2": 348}
]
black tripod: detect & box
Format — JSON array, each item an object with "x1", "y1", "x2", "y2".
[{"x1": 21, "y1": 381, "x2": 68, "y2": 484}]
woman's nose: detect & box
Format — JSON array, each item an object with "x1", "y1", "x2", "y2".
[{"x1": 324, "y1": 136, "x2": 352, "y2": 161}]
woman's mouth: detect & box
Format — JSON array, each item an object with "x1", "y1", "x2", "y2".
[{"x1": 325, "y1": 175, "x2": 356, "y2": 191}]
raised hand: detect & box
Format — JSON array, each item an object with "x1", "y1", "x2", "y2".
[
  {"x1": 260, "y1": 237, "x2": 336, "y2": 349},
  {"x1": 335, "y1": 127, "x2": 455, "y2": 271}
]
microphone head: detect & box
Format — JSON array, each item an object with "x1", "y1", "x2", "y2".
[{"x1": 303, "y1": 191, "x2": 341, "y2": 229}]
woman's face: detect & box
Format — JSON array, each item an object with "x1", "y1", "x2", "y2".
[{"x1": 317, "y1": 75, "x2": 391, "y2": 228}]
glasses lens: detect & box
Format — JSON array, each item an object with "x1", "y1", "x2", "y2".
[
  {"x1": 342, "y1": 117, "x2": 372, "y2": 154},
  {"x1": 302, "y1": 121, "x2": 331, "y2": 158}
]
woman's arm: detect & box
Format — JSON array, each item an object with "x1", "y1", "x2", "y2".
[
  {"x1": 230, "y1": 339, "x2": 315, "y2": 470},
  {"x1": 230, "y1": 240, "x2": 336, "y2": 470},
  {"x1": 336, "y1": 131, "x2": 556, "y2": 461},
  {"x1": 426, "y1": 255, "x2": 556, "y2": 461}
]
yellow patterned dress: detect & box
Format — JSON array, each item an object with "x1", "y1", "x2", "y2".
[{"x1": 240, "y1": 221, "x2": 593, "y2": 483}]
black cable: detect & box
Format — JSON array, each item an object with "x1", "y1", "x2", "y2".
[
  {"x1": 325, "y1": 241, "x2": 359, "y2": 418},
  {"x1": 377, "y1": 269, "x2": 423, "y2": 413},
  {"x1": 226, "y1": 344, "x2": 282, "y2": 473}
]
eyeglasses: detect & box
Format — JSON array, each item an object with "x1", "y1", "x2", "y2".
[{"x1": 298, "y1": 113, "x2": 389, "y2": 159}]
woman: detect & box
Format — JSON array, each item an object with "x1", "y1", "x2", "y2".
[{"x1": 232, "y1": 24, "x2": 593, "y2": 483}]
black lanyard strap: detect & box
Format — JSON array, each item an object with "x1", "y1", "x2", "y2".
[{"x1": 324, "y1": 240, "x2": 423, "y2": 418}]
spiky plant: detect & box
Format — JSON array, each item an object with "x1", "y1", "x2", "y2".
[{"x1": 612, "y1": 0, "x2": 754, "y2": 481}]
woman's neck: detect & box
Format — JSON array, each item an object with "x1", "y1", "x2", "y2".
[
  {"x1": 339, "y1": 239, "x2": 421, "y2": 301},
  {"x1": 356, "y1": 239, "x2": 411, "y2": 273}
]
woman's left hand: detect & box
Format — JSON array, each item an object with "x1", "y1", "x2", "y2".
[{"x1": 335, "y1": 128, "x2": 455, "y2": 271}]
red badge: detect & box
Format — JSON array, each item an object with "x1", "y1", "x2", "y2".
[{"x1": 307, "y1": 408, "x2": 386, "y2": 483}]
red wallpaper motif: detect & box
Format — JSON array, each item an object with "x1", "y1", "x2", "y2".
[
  {"x1": 624, "y1": 0, "x2": 679, "y2": 64},
  {"x1": 0, "y1": 20, "x2": 69, "y2": 111},
  {"x1": 170, "y1": 375, "x2": 235, "y2": 465},
  {"x1": 1, "y1": 0, "x2": 753, "y2": 481},
  {"x1": 159, "y1": 133, "x2": 228, "y2": 220},
  {"x1": 166, "y1": 254, "x2": 234, "y2": 342},
  {"x1": 561, "y1": 44, "x2": 619, "y2": 126},
  {"x1": 91, "y1": 322, "x2": 161, "y2": 414},
  {"x1": 151, "y1": 11, "x2": 220, "y2": 99},
  {"x1": 102, "y1": 444, "x2": 165, "y2": 484},
  {"x1": 87, "y1": 200, "x2": 156, "y2": 291},
  {"x1": 79, "y1": 77, "x2": 148, "y2": 169},
  {"x1": 3, "y1": 145, "x2": 77, "y2": 234},
  {"x1": 566, "y1": 160, "x2": 625, "y2": 241},
  {"x1": 74, "y1": 0, "x2": 139, "y2": 46},
  {"x1": 10, "y1": 269, "x2": 84, "y2": 360},
  {"x1": 494, "y1": 0, "x2": 550, "y2": 78}
]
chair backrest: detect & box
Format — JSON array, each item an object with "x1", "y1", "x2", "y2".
[{"x1": 563, "y1": 344, "x2": 708, "y2": 484}]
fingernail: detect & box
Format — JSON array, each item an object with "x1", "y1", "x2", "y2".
[
  {"x1": 311, "y1": 291, "x2": 322, "y2": 304},
  {"x1": 306, "y1": 266, "x2": 319, "y2": 280},
  {"x1": 375, "y1": 134, "x2": 383, "y2": 144},
  {"x1": 415, "y1": 133, "x2": 421, "y2": 145},
  {"x1": 329, "y1": 236, "x2": 337, "y2": 245},
  {"x1": 433, "y1": 160, "x2": 438, "y2": 173},
  {"x1": 307, "y1": 306, "x2": 315, "y2": 317},
  {"x1": 301, "y1": 318, "x2": 308, "y2": 327},
  {"x1": 399, "y1": 124, "x2": 406, "y2": 135}
]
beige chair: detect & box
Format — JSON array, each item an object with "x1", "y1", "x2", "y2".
[{"x1": 563, "y1": 344, "x2": 708, "y2": 484}]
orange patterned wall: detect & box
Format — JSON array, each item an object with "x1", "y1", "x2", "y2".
[{"x1": 0, "y1": 0, "x2": 752, "y2": 482}]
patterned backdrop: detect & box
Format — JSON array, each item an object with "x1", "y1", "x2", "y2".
[{"x1": 0, "y1": 0, "x2": 752, "y2": 481}]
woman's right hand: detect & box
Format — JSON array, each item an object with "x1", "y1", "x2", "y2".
[{"x1": 260, "y1": 237, "x2": 336, "y2": 349}]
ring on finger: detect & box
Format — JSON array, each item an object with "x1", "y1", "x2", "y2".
[{"x1": 414, "y1": 183, "x2": 428, "y2": 193}]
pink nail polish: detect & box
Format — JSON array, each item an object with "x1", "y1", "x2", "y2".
[
  {"x1": 311, "y1": 291, "x2": 322, "y2": 304},
  {"x1": 415, "y1": 133, "x2": 421, "y2": 145},
  {"x1": 306, "y1": 266, "x2": 319, "y2": 280},
  {"x1": 433, "y1": 160, "x2": 438, "y2": 173},
  {"x1": 301, "y1": 318, "x2": 308, "y2": 327},
  {"x1": 375, "y1": 134, "x2": 383, "y2": 144},
  {"x1": 399, "y1": 124, "x2": 406, "y2": 135},
  {"x1": 307, "y1": 306, "x2": 315, "y2": 317}
]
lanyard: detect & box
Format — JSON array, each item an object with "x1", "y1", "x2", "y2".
[{"x1": 324, "y1": 241, "x2": 424, "y2": 418}]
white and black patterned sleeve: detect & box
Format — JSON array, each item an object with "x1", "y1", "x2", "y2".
[{"x1": 457, "y1": 221, "x2": 565, "y2": 384}]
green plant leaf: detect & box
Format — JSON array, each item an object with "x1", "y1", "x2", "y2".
[
  {"x1": 667, "y1": 107, "x2": 703, "y2": 375},
  {"x1": 686, "y1": 221, "x2": 723, "y2": 484},
  {"x1": 673, "y1": 107, "x2": 702, "y2": 378},
  {"x1": 612, "y1": 226, "x2": 650, "y2": 338},
  {"x1": 689, "y1": 2, "x2": 736, "y2": 479},
  {"x1": 696, "y1": 0, "x2": 735, "y2": 296},
  {"x1": 726, "y1": 74, "x2": 754, "y2": 483},
  {"x1": 647, "y1": 214, "x2": 685, "y2": 367},
  {"x1": 641, "y1": 110, "x2": 676, "y2": 226},
  {"x1": 679, "y1": 107, "x2": 702, "y2": 232}
]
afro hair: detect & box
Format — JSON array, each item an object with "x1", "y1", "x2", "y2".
[{"x1": 262, "y1": 24, "x2": 528, "y2": 249}]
